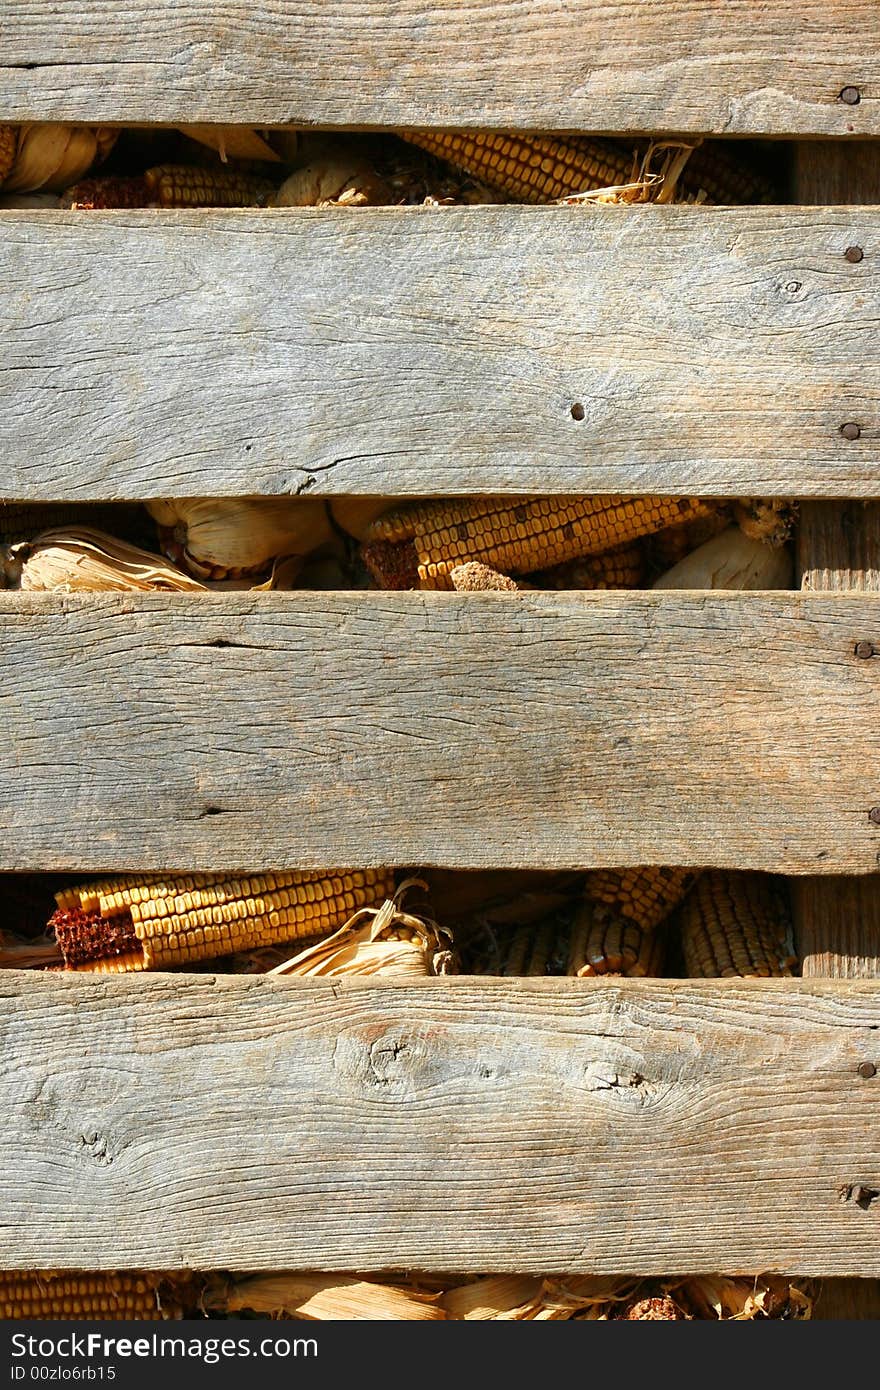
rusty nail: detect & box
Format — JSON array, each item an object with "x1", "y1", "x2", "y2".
[
  {"x1": 870, "y1": 807, "x2": 880, "y2": 825},
  {"x1": 858, "y1": 1061, "x2": 877, "y2": 1079},
  {"x1": 855, "y1": 641, "x2": 875, "y2": 659},
  {"x1": 841, "y1": 422, "x2": 861, "y2": 440},
  {"x1": 845, "y1": 245, "x2": 865, "y2": 263},
  {"x1": 840, "y1": 86, "x2": 861, "y2": 105}
]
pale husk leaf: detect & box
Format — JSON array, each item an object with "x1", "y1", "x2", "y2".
[
  {"x1": 12, "y1": 528, "x2": 206, "y2": 593},
  {"x1": 146, "y1": 498, "x2": 333, "y2": 578},
  {"x1": 223, "y1": 1274, "x2": 445, "y2": 1321},
  {"x1": 178, "y1": 126, "x2": 281, "y2": 163},
  {"x1": 652, "y1": 526, "x2": 793, "y2": 590},
  {"x1": 272, "y1": 155, "x2": 390, "y2": 207},
  {"x1": 5, "y1": 124, "x2": 108, "y2": 193},
  {"x1": 269, "y1": 878, "x2": 453, "y2": 979}
]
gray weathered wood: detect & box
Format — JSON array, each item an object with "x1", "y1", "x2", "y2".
[
  {"x1": 794, "y1": 144, "x2": 880, "y2": 1002},
  {"x1": 2, "y1": 590, "x2": 880, "y2": 873},
  {"x1": 1, "y1": 973, "x2": 878, "y2": 1275},
  {"x1": 3, "y1": 206, "x2": 880, "y2": 500},
  {"x1": 2, "y1": 2, "x2": 880, "y2": 135}
]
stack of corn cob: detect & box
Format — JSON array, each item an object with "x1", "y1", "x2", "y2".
[{"x1": 0, "y1": 1272, "x2": 191, "y2": 1320}]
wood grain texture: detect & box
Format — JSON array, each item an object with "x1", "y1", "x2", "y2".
[
  {"x1": 3, "y1": 206, "x2": 880, "y2": 500},
  {"x1": 794, "y1": 142, "x2": 880, "y2": 994},
  {"x1": 1, "y1": 973, "x2": 879, "y2": 1275},
  {"x1": 814, "y1": 1278, "x2": 880, "y2": 1319},
  {"x1": 2, "y1": 590, "x2": 880, "y2": 873},
  {"x1": 2, "y1": 2, "x2": 880, "y2": 134}
]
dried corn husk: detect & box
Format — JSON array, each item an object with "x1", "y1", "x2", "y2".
[
  {"x1": 5, "y1": 529, "x2": 206, "y2": 593},
  {"x1": 272, "y1": 151, "x2": 391, "y2": 207},
  {"x1": 681, "y1": 1274, "x2": 812, "y2": 1320},
  {"x1": 146, "y1": 498, "x2": 333, "y2": 580},
  {"x1": 269, "y1": 878, "x2": 453, "y2": 979},
  {"x1": 219, "y1": 1273, "x2": 445, "y2": 1321},
  {"x1": 441, "y1": 1276, "x2": 543, "y2": 1319},
  {"x1": 177, "y1": 126, "x2": 281, "y2": 164},
  {"x1": 652, "y1": 525, "x2": 793, "y2": 590},
  {"x1": 5, "y1": 124, "x2": 115, "y2": 193}
]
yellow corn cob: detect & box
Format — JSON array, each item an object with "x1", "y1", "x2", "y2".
[
  {"x1": 51, "y1": 868, "x2": 396, "y2": 972},
  {"x1": 399, "y1": 131, "x2": 633, "y2": 203},
  {"x1": 0, "y1": 1271, "x2": 185, "y2": 1320},
  {"x1": 583, "y1": 866, "x2": 699, "y2": 931},
  {"x1": 498, "y1": 921, "x2": 561, "y2": 976},
  {"x1": 0, "y1": 125, "x2": 16, "y2": 186},
  {"x1": 568, "y1": 902, "x2": 665, "y2": 977},
  {"x1": 399, "y1": 132, "x2": 775, "y2": 205},
  {"x1": 363, "y1": 495, "x2": 714, "y2": 590},
  {"x1": 144, "y1": 164, "x2": 275, "y2": 208},
  {"x1": 535, "y1": 542, "x2": 646, "y2": 590},
  {"x1": 679, "y1": 871, "x2": 797, "y2": 978}
]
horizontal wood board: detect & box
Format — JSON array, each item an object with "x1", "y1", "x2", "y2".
[
  {"x1": 2, "y1": 590, "x2": 880, "y2": 873},
  {"x1": 2, "y1": 973, "x2": 879, "y2": 1274},
  {"x1": 2, "y1": 2, "x2": 880, "y2": 135},
  {"x1": 3, "y1": 206, "x2": 880, "y2": 500}
]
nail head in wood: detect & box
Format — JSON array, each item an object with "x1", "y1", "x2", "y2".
[
  {"x1": 840, "y1": 86, "x2": 862, "y2": 105},
  {"x1": 870, "y1": 807, "x2": 880, "y2": 826},
  {"x1": 570, "y1": 402, "x2": 585, "y2": 421},
  {"x1": 841, "y1": 422, "x2": 861, "y2": 440},
  {"x1": 855, "y1": 641, "x2": 876, "y2": 659},
  {"x1": 858, "y1": 1061, "x2": 877, "y2": 1079},
  {"x1": 845, "y1": 245, "x2": 864, "y2": 263}
]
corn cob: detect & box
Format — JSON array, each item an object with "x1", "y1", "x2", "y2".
[
  {"x1": 0, "y1": 125, "x2": 16, "y2": 186},
  {"x1": 63, "y1": 175, "x2": 152, "y2": 208},
  {"x1": 399, "y1": 132, "x2": 775, "y2": 205},
  {"x1": 583, "y1": 866, "x2": 698, "y2": 932},
  {"x1": 363, "y1": 495, "x2": 715, "y2": 590},
  {"x1": 399, "y1": 131, "x2": 634, "y2": 204},
  {"x1": 534, "y1": 542, "x2": 646, "y2": 590},
  {"x1": 622, "y1": 1296, "x2": 688, "y2": 1320},
  {"x1": 0, "y1": 502, "x2": 144, "y2": 545},
  {"x1": 568, "y1": 902, "x2": 665, "y2": 977},
  {"x1": 51, "y1": 868, "x2": 395, "y2": 973},
  {"x1": 679, "y1": 871, "x2": 797, "y2": 978},
  {"x1": 144, "y1": 164, "x2": 276, "y2": 208},
  {"x1": 0, "y1": 1271, "x2": 185, "y2": 1320}
]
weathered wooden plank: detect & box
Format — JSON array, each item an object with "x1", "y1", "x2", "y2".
[
  {"x1": 2, "y1": 206, "x2": 880, "y2": 500},
  {"x1": 794, "y1": 144, "x2": 880, "y2": 1004},
  {"x1": 1, "y1": 2, "x2": 880, "y2": 135},
  {"x1": 1, "y1": 973, "x2": 878, "y2": 1275},
  {"x1": 2, "y1": 590, "x2": 880, "y2": 873}
]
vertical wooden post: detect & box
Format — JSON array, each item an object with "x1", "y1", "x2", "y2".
[{"x1": 792, "y1": 142, "x2": 880, "y2": 1320}]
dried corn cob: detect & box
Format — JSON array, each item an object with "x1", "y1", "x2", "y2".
[
  {"x1": 0, "y1": 502, "x2": 146, "y2": 545},
  {"x1": 400, "y1": 132, "x2": 775, "y2": 205},
  {"x1": 679, "y1": 871, "x2": 797, "y2": 978},
  {"x1": 568, "y1": 902, "x2": 665, "y2": 977},
  {"x1": 623, "y1": 1295, "x2": 688, "y2": 1320},
  {"x1": 0, "y1": 125, "x2": 16, "y2": 186},
  {"x1": 144, "y1": 164, "x2": 275, "y2": 208},
  {"x1": 583, "y1": 866, "x2": 698, "y2": 932},
  {"x1": 63, "y1": 175, "x2": 151, "y2": 209},
  {"x1": 363, "y1": 495, "x2": 715, "y2": 590},
  {"x1": 273, "y1": 149, "x2": 390, "y2": 207},
  {"x1": 51, "y1": 868, "x2": 395, "y2": 973},
  {"x1": 652, "y1": 525, "x2": 793, "y2": 591},
  {"x1": 534, "y1": 542, "x2": 646, "y2": 590},
  {"x1": 399, "y1": 131, "x2": 634, "y2": 204},
  {"x1": 0, "y1": 1271, "x2": 185, "y2": 1320}
]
